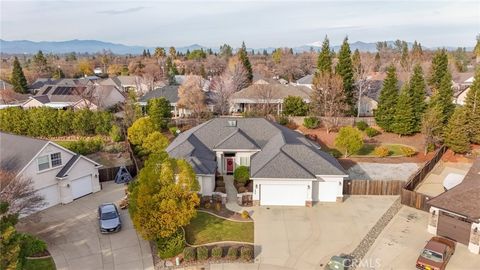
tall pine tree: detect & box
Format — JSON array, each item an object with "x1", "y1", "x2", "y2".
[
  {"x1": 430, "y1": 71, "x2": 454, "y2": 124},
  {"x1": 409, "y1": 64, "x2": 427, "y2": 132},
  {"x1": 465, "y1": 68, "x2": 480, "y2": 143},
  {"x1": 10, "y1": 57, "x2": 28, "y2": 93},
  {"x1": 317, "y1": 36, "x2": 332, "y2": 74},
  {"x1": 392, "y1": 83, "x2": 415, "y2": 136},
  {"x1": 237, "y1": 42, "x2": 253, "y2": 83},
  {"x1": 375, "y1": 65, "x2": 399, "y2": 132},
  {"x1": 336, "y1": 37, "x2": 355, "y2": 115},
  {"x1": 428, "y1": 49, "x2": 449, "y2": 92},
  {"x1": 444, "y1": 107, "x2": 470, "y2": 153}
]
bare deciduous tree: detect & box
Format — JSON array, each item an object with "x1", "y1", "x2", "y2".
[
  {"x1": 354, "y1": 54, "x2": 374, "y2": 117},
  {"x1": 142, "y1": 63, "x2": 163, "y2": 91},
  {"x1": 0, "y1": 171, "x2": 45, "y2": 215},
  {"x1": 177, "y1": 76, "x2": 207, "y2": 118},
  {"x1": 311, "y1": 73, "x2": 347, "y2": 133}
]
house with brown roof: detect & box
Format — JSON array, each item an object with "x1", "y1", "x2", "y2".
[
  {"x1": 231, "y1": 84, "x2": 311, "y2": 115},
  {"x1": 427, "y1": 158, "x2": 480, "y2": 254}
]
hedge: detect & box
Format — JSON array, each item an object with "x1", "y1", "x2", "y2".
[
  {"x1": 211, "y1": 246, "x2": 222, "y2": 259},
  {"x1": 226, "y1": 246, "x2": 237, "y2": 260},
  {"x1": 156, "y1": 230, "x2": 185, "y2": 259},
  {"x1": 233, "y1": 166, "x2": 250, "y2": 183},
  {"x1": 57, "y1": 137, "x2": 104, "y2": 155},
  {"x1": 196, "y1": 246, "x2": 208, "y2": 261},
  {"x1": 303, "y1": 117, "x2": 320, "y2": 129},
  {"x1": 240, "y1": 246, "x2": 253, "y2": 261},
  {"x1": 183, "y1": 247, "x2": 196, "y2": 262}
]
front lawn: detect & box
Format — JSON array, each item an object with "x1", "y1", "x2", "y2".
[
  {"x1": 184, "y1": 211, "x2": 253, "y2": 245},
  {"x1": 23, "y1": 258, "x2": 56, "y2": 270},
  {"x1": 353, "y1": 143, "x2": 414, "y2": 157}
]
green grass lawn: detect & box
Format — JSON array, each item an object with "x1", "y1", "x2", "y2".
[
  {"x1": 23, "y1": 257, "x2": 56, "y2": 270},
  {"x1": 353, "y1": 143, "x2": 415, "y2": 157},
  {"x1": 184, "y1": 212, "x2": 254, "y2": 245}
]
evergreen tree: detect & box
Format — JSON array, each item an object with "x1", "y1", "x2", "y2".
[
  {"x1": 400, "y1": 43, "x2": 409, "y2": 71},
  {"x1": 147, "y1": 97, "x2": 172, "y2": 131},
  {"x1": 237, "y1": 42, "x2": 253, "y2": 83},
  {"x1": 409, "y1": 64, "x2": 427, "y2": 131},
  {"x1": 375, "y1": 65, "x2": 399, "y2": 132},
  {"x1": 336, "y1": 37, "x2": 355, "y2": 115},
  {"x1": 10, "y1": 57, "x2": 28, "y2": 93},
  {"x1": 352, "y1": 49, "x2": 361, "y2": 72},
  {"x1": 374, "y1": 52, "x2": 381, "y2": 72},
  {"x1": 411, "y1": 41, "x2": 423, "y2": 63},
  {"x1": 317, "y1": 36, "x2": 332, "y2": 74},
  {"x1": 392, "y1": 83, "x2": 415, "y2": 135},
  {"x1": 142, "y1": 49, "x2": 147, "y2": 57},
  {"x1": 165, "y1": 57, "x2": 178, "y2": 85},
  {"x1": 428, "y1": 49, "x2": 449, "y2": 91},
  {"x1": 52, "y1": 67, "x2": 65, "y2": 79},
  {"x1": 465, "y1": 68, "x2": 480, "y2": 143},
  {"x1": 444, "y1": 107, "x2": 470, "y2": 153},
  {"x1": 430, "y1": 71, "x2": 454, "y2": 124}
]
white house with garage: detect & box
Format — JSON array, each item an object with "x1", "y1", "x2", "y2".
[
  {"x1": 166, "y1": 118, "x2": 348, "y2": 207},
  {"x1": 0, "y1": 132, "x2": 102, "y2": 214}
]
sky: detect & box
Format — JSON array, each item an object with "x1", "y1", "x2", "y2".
[{"x1": 1, "y1": 0, "x2": 479, "y2": 48}]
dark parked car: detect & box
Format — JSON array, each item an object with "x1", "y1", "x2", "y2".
[
  {"x1": 416, "y1": 236, "x2": 455, "y2": 270},
  {"x1": 98, "y1": 203, "x2": 121, "y2": 233}
]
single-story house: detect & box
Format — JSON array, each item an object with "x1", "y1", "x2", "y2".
[
  {"x1": 231, "y1": 84, "x2": 312, "y2": 115},
  {"x1": 22, "y1": 95, "x2": 97, "y2": 110},
  {"x1": 295, "y1": 74, "x2": 314, "y2": 89},
  {"x1": 358, "y1": 80, "x2": 383, "y2": 117},
  {"x1": 138, "y1": 85, "x2": 192, "y2": 117},
  {"x1": 0, "y1": 132, "x2": 102, "y2": 214},
  {"x1": 427, "y1": 158, "x2": 480, "y2": 254},
  {"x1": 29, "y1": 78, "x2": 95, "y2": 93},
  {"x1": 166, "y1": 118, "x2": 348, "y2": 206}
]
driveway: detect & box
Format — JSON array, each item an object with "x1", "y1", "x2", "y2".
[
  {"x1": 361, "y1": 207, "x2": 480, "y2": 270},
  {"x1": 250, "y1": 196, "x2": 398, "y2": 270},
  {"x1": 17, "y1": 181, "x2": 154, "y2": 270}
]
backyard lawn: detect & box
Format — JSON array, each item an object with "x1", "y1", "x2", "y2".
[
  {"x1": 23, "y1": 257, "x2": 56, "y2": 270},
  {"x1": 184, "y1": 211, "x2": 254, "y2": 245},
  {"x1": 353, "y1": 144, "x2": 415, "y2": 157}
]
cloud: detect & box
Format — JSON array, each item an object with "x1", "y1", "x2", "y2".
[{"x1": 97, "y1": 6, "x2": 146, "y2": 15}]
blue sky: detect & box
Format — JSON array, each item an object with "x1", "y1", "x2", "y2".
[{"x1": 1, "y1": 0, "x2": 479, "y2": 48}]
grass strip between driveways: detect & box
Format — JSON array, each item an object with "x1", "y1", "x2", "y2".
[
  {"x1": 23, "y1": 257, "x2": 56, "y2": 270},
  {"x1": 184, "y1": 211, "x2": 253, "y2": 245}
]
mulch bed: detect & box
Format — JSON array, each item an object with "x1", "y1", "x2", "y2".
[{"x1": 27, "y1": 249, "x2": 51, "y2": 258}]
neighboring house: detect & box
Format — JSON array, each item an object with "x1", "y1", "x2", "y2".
[
  {"x1": 231, "y1": 84, "x2": 311, "y2": 115},
  {"x1": 295, "y1": 74, "x2": 314, "y2": 89},
  {"x1": 138, "y1": 85, "x2": 191, "y2": 117},
  {"x1": 32, "y1": 84, "x2": 125, "y2": 110},
  {"x1": 455, "y1": 86, "x2": 471, "y2": 105},
  {"x1": 358, "y1": 80, "x2": 383, "y2": 116},
  {"x1": 427, "y1": 158, "x2": 480, "y2": 254},
  {"x1": 0, "y1": 132, "x2": 102, "y2": 214},
  {"x1": 94, "y1": 67, "x2": 103, "y2": 75},
  {"x1": 166, "y1": 118, "x2": 348, "y2": 206},
  {"x1": 29, "y1": 78, "x2": 95, "y2": 93}
]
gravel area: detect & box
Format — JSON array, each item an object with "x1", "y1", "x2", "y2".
[{"x1": 348, "y1": 163, "x2": 420, "y2": 180}]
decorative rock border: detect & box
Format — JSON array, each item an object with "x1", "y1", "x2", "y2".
[
  {"x1": 196, "y1": 209, "x2": 253, "y2": 223},
  {"x1": 25, "y1": 255, "x2": 52, "y2": 260}
]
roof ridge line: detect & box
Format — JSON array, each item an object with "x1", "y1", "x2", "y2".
[{"x1": 280, "y1": 146, "x2": 316, "y2": 178}]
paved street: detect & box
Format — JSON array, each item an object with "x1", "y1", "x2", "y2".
[
  {"x1": 17, "y1": 181, "x2": 154, "y2": 270},
  {"x1": 362, "y1": 207, "x2": 480, "y2": 270}
]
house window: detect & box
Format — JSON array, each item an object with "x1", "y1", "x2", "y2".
[
  {"x1": 240, "y1": 156, "x2": 250, "y2": 166},
  {"x1": 37, "y1": 155, "x2": 50, "y2": 171},
  {"x1": 51, "y1": 152, "x2": 62, "y2": 167}
]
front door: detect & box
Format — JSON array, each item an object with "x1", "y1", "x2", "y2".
[{"x1": 226, "y1": 158, "x2": 234, "y2": 174}]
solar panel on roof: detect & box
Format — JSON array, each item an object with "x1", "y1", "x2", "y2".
[
  {"x1": 52, "y1": 87, "x2": 62, "y2": 95},
  {"x1": 44, "y1": 86, "x2": 52, "y2": 94}
]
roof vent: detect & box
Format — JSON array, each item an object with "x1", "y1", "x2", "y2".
[{"x1": 227, "y1": 120, "x2": 237, "y2": 127}]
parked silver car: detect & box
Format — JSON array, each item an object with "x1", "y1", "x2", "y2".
[{"x1": 98, "y1": 203, "x2": 121, "y2": 233}]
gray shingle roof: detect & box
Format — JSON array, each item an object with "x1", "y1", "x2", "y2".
[
  {"x1": 167, "y1": 118, "x2": 346, "y2": 178},
  {"x1": 231, "y1": 84, "x2": 311, "y2": 101},
  {"x1": 56, "y1": 154, "x2": 80, "y2": 178},
  {"x1": 296, "y1": 74, "x2": 314, "y2": 85},
  {"x1": 139, "y1": 85, "x2": 180, "y2": 104},
  {"x1": 0, "y1": 132, "x2": 48, "y2": 172}
]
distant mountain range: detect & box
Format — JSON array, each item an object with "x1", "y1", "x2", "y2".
[{"x1": 0, "y1": 39, "x2": 469, "y2": 55}]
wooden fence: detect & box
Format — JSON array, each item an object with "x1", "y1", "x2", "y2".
[
  {"x1": 98, "y1": 164, "x2": 137, "y2": 182},
  {"x1": 400, "y1": 145, "x2": 447, "y2": 211},
  {"x1": 343, "y1": 180, "x2": 405, "y2": 195},
  {"x1": 291, "y1": 116, "x2": 376, "y2": 127}
]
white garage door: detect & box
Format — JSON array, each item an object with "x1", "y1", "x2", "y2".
[
  {"x1": 71, "y1": 175, "x2": 93, "y2": 199},
  {"x1": 318, "y1": 182, "x2": 338, "y2": 202},
  {"x1": 260, "y1": 184, "x2": 306, "y2": 206},
  {"x1": 36, "y1": 185, "x2": 60, "y2": 211}
]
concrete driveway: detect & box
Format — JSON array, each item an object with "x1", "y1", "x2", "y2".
[
  {"x1": 250, "y1": 196, "x2": 398, "y2": 270},
  {"x1": 17, "y1": 182, "x2": 154, "y2": 270},
  {"x1": 362, "y1": 207, "x2": 480, "y2": 270}
]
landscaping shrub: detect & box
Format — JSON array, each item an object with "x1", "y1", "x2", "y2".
[
  {"x1": 215, "y1": 187, "x2": 226, "y2": 193},
  {"x1": 238, "y1": 186, "x2": 247, "y2": 193},
  {"x1": 20, "y1": 234, "x2": 46, "y2": 257},
  {"x1": 400, "y1": 146, "x2": 416, "y2": 157},
  {"x1": 183, "y1": 247, "x2": 196, "y2": 262},
  {"x1": 240, "y1": 246, "x2": 253, "y2": 261},
  {"x1": 355, "y1": 121, "x2": 369, "y2": 131},
  {"x1": 156, "y1": 229, "x2": 185, "y2": 259},
  {"x1": 233, "y1": 166, "x2": 250, "y2": 183},
  {"x1": 58, "y1": 137, "x2": 104, "y2": 155},
  {"x1": 241, "y1": 210, "x2": 250, "y2": 219},
  {"x1": 169, "y1": 127, "x2": 179, "y2": 136},
  {"x1": 276, "y1": 115, "x2": 289, "y2": 126},
  {"x1": 365, "y1": 127, "x2": 380, "y2": 137},
  {"x1": 329, "y1": 149, "x2": 342, "y2": 158},
  {"x1": 373, "y1": 146, "x2": 389, "y2": 157},
  {"x1": 226, "y1": 246, "x2": 238, "y2": 260},
  {"x1": 283, "y1": 96, "x2": 308, "y2": 116},
  {"x1": 109, "y1": 124, "x2": 123, "y2": 142},
  {"x1": 303, "y1": 116, "x2": 320, "y2": 129},
  {"x1": 196, "y1": 246, "x2": 208, "y2": 261},
  {"x1": 204, "y1": 202, "x2": 211, "y2": 209},
  {"x1": 211, "y1": 246, "x2": 223, "y2": 259}
]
